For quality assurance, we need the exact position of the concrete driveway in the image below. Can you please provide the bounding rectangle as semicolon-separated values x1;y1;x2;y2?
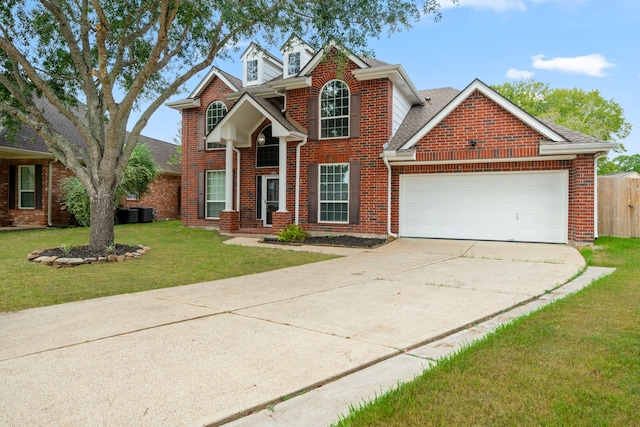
0;238;608;426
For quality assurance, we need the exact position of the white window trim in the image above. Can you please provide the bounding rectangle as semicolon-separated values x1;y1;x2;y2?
319;80;350;140
126;192;139;201
318;163;349;224
206;101;228;150
206;170;226;219
18;165;35;209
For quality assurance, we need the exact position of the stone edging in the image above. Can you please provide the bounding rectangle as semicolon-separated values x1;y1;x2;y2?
27;245;151;268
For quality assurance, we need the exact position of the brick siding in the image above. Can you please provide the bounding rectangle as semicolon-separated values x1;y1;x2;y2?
120;173;181;220
179;52;599;242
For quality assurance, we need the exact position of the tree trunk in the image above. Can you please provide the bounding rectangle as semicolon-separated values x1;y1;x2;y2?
88;190;116;252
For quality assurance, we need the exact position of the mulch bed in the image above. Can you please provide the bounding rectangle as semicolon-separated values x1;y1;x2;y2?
273;235;387;248
37;244;142;259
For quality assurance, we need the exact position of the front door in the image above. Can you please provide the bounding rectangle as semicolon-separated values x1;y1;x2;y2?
261;176;279;227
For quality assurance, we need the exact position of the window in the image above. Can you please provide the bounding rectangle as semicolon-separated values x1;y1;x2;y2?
320;80;349;139
319;163;349;223
287;52;301;75
206;170;225;219
206;101;227;149
126;192;139;201
247;59;258;82
256;125;279;167
18;165;35;209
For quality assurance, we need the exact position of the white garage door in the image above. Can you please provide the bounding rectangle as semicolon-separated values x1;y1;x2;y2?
399;171;568;243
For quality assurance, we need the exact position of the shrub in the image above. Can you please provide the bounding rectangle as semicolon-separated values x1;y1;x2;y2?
61;177;91;226
61;143;159;226
277;224;308;243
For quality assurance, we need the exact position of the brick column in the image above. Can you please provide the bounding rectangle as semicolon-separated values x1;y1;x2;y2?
272;211;293;233
219;211;239;232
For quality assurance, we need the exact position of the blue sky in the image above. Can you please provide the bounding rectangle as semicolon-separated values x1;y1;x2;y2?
139;0;640;155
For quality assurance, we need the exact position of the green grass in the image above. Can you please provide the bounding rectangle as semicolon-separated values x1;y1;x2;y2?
0;221;335;312
335;236;640;427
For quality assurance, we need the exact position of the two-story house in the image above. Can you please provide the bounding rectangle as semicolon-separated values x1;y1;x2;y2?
167;37;615;244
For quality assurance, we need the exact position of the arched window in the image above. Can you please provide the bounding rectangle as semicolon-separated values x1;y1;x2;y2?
320;80;349;138
206;101;227;132
206;101;227;149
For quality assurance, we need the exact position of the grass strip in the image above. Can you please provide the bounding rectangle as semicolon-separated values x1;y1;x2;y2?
336;236;640;427
0;221;335;312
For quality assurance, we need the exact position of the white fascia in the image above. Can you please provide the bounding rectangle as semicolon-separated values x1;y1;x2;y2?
192;68;240;97
352;65;424;105
164;98;200;110
539;142;618;155
269;76;312;91
381;149;416;161
225;88;280;101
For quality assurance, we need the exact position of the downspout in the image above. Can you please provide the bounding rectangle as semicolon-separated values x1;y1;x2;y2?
233;147;241;212
383;156;398;238
294;137;308;225
593;152;608;239
47;161;53;227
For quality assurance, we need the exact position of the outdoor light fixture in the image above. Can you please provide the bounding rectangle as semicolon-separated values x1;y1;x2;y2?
257;133;266;146
468;140;478;148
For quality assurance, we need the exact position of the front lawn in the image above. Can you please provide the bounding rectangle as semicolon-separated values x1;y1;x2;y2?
0;221;335;312
335;236;640;426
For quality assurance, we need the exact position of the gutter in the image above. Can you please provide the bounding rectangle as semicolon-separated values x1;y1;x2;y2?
47;161;53;227
294;138;308;225
233;147;241;212
383;155;398;238
594;151;609;239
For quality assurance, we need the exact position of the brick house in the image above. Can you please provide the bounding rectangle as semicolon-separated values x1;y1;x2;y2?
0;100;181;227
167;39;615;244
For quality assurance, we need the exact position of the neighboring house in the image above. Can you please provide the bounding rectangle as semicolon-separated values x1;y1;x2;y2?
167;37;615;244
1;100;181;227
117;135;181;221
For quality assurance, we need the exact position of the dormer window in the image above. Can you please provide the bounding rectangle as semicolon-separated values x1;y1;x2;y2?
288;52;301;76
280;36;314;78
247;60;258;82
241;43;282;87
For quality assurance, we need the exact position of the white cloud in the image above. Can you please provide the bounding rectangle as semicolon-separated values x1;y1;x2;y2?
506;68;535;79
441;0;527;12
443;0;588;12
531;54;615;77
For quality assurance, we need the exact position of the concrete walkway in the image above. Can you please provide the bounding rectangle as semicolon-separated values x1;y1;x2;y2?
0;238;612;426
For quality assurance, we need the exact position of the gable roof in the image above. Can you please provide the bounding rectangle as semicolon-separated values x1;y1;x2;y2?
188;67;242;99
207;91;305;147
396;79;568;152
387;78;617;156
298;40;370;77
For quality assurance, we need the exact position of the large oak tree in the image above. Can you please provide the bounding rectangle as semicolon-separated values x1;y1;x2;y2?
0;0;450;251
493;79;631;151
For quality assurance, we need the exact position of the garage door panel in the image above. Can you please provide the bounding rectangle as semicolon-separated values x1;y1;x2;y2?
399;171;568;244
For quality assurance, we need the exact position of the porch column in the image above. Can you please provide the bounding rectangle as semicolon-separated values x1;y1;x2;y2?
278;137;287;212
224;138;234;211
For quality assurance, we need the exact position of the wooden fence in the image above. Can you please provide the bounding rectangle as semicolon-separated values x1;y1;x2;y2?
598;172;640;238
